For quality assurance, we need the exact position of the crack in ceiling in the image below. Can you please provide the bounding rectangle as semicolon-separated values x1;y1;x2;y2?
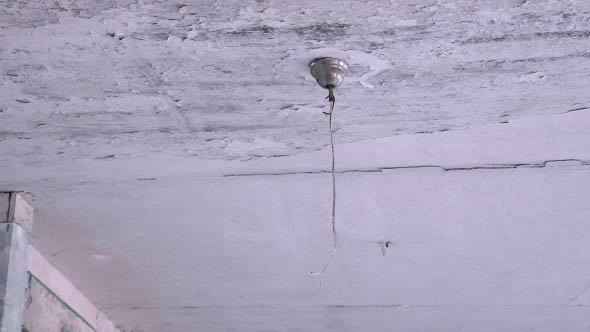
223;159;590;177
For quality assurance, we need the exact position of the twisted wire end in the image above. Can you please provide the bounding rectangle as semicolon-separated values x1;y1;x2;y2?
326;86;336;103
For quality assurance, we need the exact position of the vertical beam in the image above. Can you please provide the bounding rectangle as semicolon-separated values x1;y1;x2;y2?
0;192;33;332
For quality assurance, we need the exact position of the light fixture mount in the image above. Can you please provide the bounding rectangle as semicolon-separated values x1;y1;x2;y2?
309;57;349;90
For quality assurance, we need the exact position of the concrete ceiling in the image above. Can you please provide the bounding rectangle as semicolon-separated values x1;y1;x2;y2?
2;0;590;331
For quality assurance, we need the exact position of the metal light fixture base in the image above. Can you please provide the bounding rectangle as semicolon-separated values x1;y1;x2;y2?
309;57;349;89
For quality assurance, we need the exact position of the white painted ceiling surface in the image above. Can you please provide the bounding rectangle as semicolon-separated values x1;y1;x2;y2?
2;1;590;331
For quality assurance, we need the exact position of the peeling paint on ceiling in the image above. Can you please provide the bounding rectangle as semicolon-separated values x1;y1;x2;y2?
2;0;590;165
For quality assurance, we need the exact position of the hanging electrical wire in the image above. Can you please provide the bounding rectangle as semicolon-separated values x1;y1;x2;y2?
308;57;348;289
311;86;337;289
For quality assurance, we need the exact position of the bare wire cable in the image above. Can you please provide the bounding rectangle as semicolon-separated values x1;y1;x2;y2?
311;86;337;289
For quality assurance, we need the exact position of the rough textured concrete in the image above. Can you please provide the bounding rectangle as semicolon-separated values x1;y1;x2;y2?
1;0;590;163
23;276;95;332
2;1;590;331
23;262;119;332
26;246;119;332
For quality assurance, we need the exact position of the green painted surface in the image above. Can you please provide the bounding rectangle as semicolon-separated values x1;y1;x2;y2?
0;224;28;332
